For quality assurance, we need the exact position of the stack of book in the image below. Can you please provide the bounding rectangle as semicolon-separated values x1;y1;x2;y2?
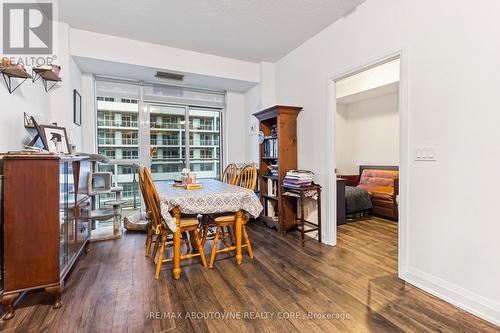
283;170;314;188
268;163;279;177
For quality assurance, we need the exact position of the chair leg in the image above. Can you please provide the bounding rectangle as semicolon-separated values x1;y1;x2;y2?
201;225;209;247
151;235;160;263
243;225;253;259
188;230;197;251
227;226;235;245
182;231;190;250
145;228;153;257
209;226;221;268
155;234;166;279
194;229;208;268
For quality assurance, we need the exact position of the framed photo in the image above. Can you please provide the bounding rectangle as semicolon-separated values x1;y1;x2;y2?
39;125;71;154
24;112;35;128
74;89;82;126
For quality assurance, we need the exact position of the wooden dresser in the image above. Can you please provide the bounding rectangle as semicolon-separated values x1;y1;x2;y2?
0;155;91;319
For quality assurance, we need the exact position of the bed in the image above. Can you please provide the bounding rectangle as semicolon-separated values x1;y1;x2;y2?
340;165;399;220
345;186;372;215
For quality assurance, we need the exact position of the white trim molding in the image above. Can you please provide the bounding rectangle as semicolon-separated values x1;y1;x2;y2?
406;267;500;326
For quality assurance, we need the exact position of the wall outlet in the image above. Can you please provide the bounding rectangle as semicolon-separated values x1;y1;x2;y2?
415;146;437;161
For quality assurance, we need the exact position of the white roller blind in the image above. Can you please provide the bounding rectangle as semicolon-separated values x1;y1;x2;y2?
96;80;140;100
143;83;225;108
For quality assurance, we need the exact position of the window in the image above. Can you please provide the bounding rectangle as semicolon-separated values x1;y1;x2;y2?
188;108;221;179
96;81;141;207
95;79;224;188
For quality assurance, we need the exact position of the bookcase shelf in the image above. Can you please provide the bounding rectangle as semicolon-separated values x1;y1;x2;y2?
253;105;302;235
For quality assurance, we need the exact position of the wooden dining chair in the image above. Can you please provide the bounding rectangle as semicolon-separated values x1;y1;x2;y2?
141;167;192;262
221;163;240;185
200;163;241;245
142;167;207;279
209;164;257;268
138;166;155;257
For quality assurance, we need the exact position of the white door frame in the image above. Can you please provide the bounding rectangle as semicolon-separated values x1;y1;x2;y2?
325;49;409;279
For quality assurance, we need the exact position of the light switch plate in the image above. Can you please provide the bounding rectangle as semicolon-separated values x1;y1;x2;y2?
415;146;436;161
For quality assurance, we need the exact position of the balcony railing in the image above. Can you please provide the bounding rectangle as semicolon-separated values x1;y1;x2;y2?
189;155;216;159
189;124;219;131
153;155;181;160
190;140;220;146
122;154;139;160
98;138;139;145
150;122;183;130
150;139;179;146
97;119;138;128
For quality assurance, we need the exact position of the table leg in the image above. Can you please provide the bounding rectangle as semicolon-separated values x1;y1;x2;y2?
172;207;182;280
300;192;305;246
317;188;322;243
235;210;243;265
113;204;121;237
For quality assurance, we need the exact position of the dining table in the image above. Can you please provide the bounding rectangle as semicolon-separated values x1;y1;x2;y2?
155;179;263;279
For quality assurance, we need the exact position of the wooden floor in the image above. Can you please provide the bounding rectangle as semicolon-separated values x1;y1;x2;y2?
1;218;497;332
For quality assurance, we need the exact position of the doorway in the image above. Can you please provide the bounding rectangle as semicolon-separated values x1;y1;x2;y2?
327;52;408;278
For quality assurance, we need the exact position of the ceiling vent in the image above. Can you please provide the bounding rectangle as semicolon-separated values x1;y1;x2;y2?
155;71;184;81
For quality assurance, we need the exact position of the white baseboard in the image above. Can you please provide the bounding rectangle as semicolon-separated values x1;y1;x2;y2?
405;267;500;327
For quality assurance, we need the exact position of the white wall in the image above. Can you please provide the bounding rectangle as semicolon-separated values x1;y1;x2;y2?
245;85;261;163
272;0;500;325
50;22;83;151
0;77;51;151
336;92;399;175
80;73;96;153
0;21;82;152
224;91;247;164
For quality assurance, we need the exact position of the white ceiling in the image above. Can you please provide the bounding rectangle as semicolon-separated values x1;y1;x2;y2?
337;81;399;105
60;0;366;63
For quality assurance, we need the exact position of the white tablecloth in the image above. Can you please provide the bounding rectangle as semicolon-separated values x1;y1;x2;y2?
155;179;263;232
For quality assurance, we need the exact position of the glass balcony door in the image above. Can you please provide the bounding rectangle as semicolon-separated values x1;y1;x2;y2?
188;108;221;180
149;104;188;182
96;91;141;208
145;103;222;182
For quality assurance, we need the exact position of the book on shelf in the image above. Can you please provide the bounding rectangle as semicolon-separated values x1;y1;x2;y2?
266;163;279;177
267;178;278;197
266;201;275;217
264;137;278;158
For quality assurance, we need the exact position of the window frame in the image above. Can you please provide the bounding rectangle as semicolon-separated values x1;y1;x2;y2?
94;78;225;182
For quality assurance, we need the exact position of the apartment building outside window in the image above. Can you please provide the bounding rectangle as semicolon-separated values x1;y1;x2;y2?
95;79;225;207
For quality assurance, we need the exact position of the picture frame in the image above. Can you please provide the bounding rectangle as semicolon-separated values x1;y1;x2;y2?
24;112;35;128
39;124;71;154
73;89;81;126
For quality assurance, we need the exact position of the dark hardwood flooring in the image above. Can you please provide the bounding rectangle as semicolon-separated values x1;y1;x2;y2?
0;218;498;332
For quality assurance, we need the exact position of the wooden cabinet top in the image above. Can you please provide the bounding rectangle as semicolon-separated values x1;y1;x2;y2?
0;154;88;161
253;105;302;121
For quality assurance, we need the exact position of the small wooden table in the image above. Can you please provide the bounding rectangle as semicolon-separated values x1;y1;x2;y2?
281;183;322;246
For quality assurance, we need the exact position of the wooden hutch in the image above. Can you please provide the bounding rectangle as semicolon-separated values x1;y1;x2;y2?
0;155;91;319
253;105;302;235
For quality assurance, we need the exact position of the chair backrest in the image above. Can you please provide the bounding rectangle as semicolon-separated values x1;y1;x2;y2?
238;164;257;191
221;163;239;185
138;166;152;217
137;166;147;206
142;167;164;231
